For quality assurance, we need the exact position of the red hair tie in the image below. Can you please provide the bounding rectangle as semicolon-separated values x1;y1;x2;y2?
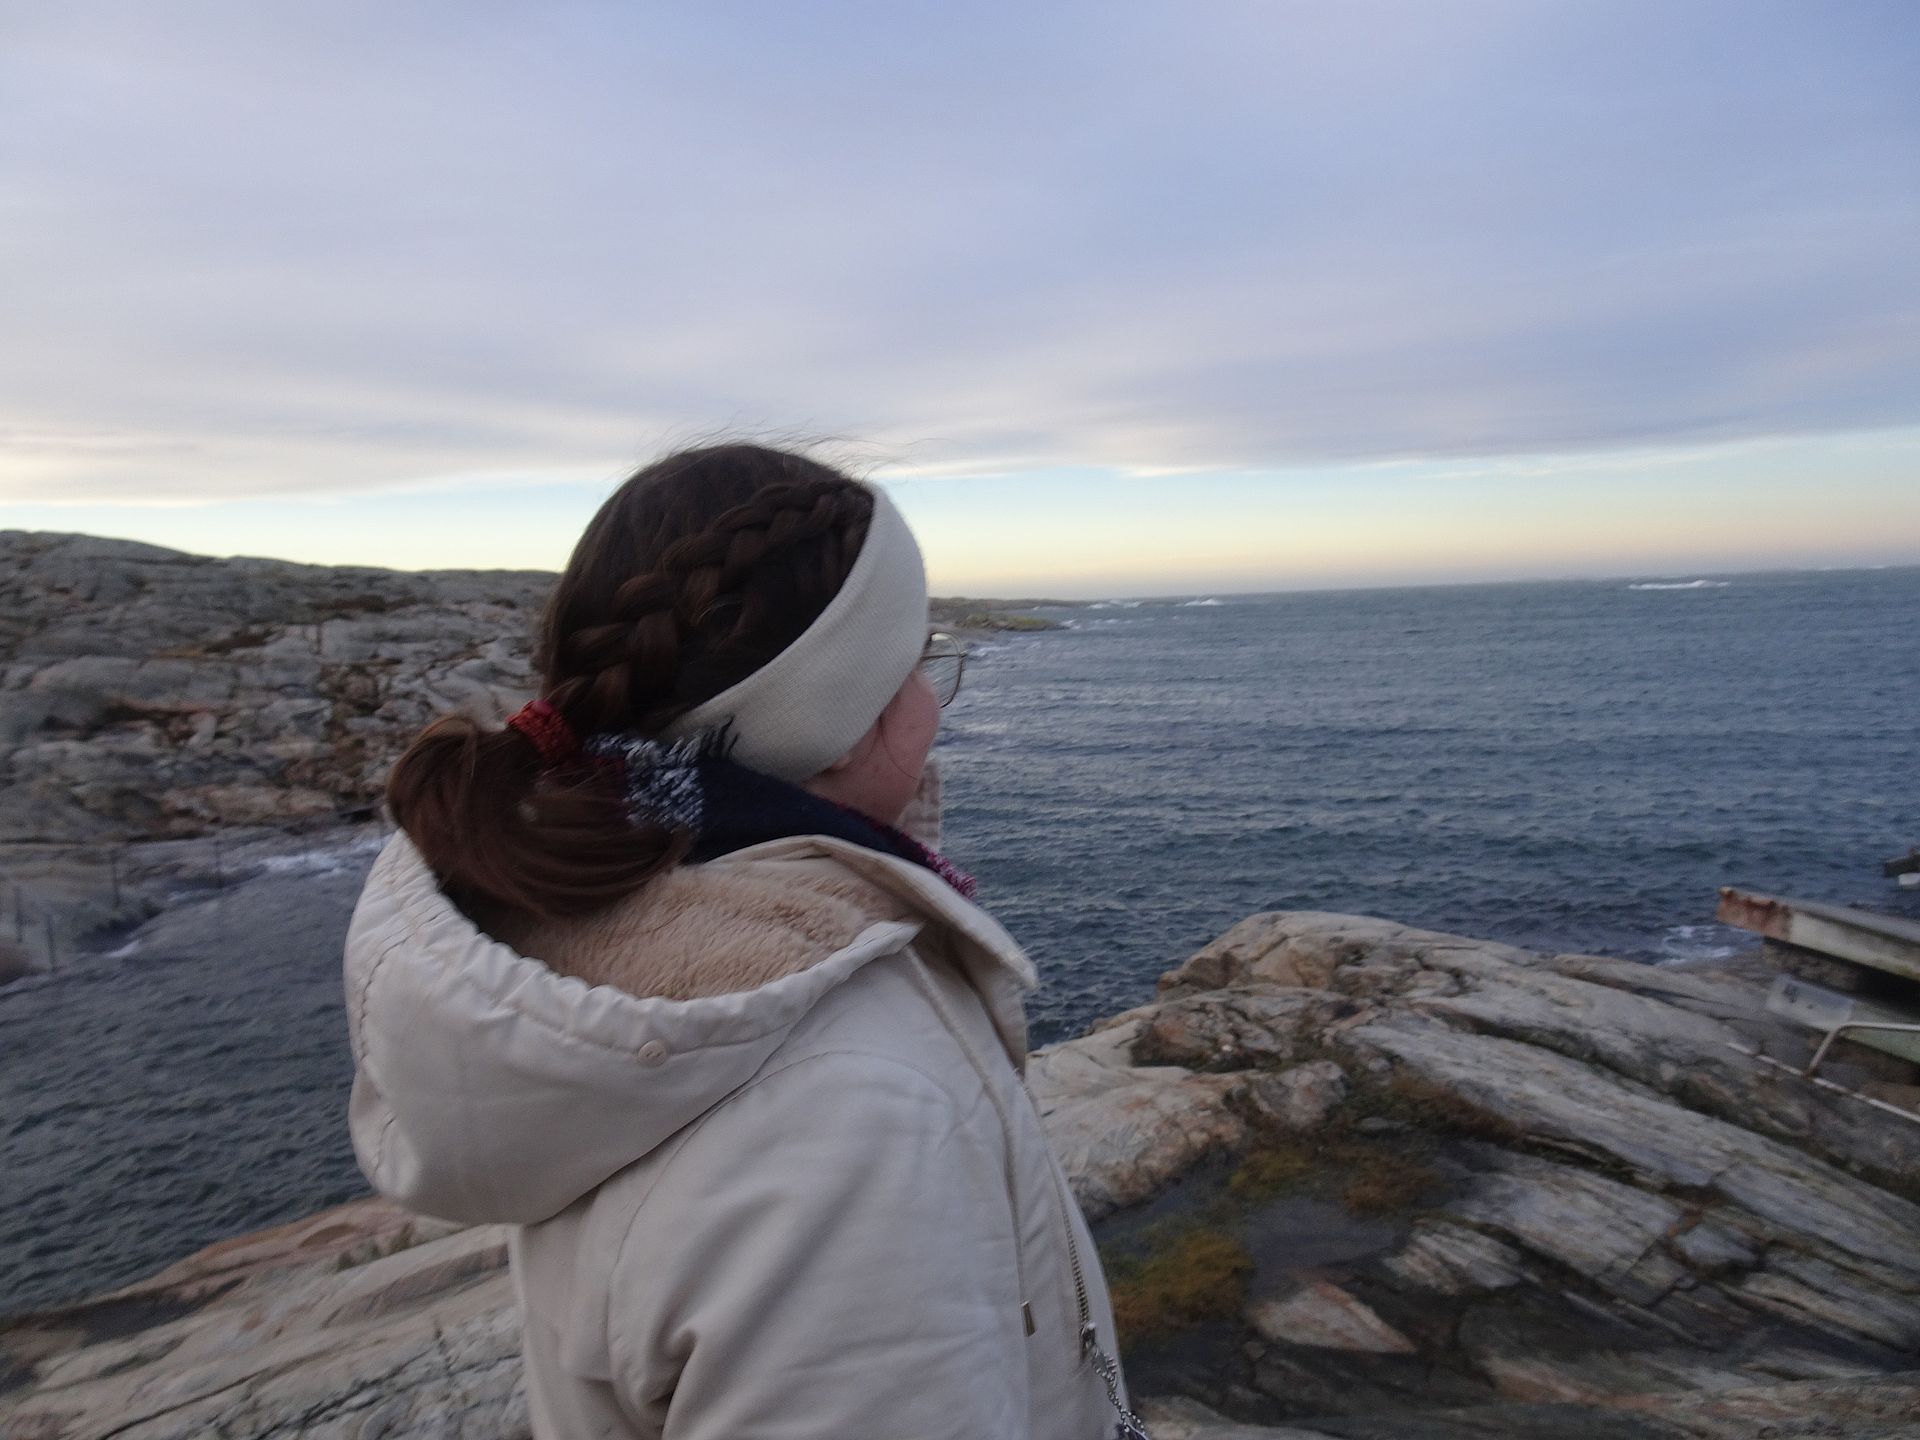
506;699;580;769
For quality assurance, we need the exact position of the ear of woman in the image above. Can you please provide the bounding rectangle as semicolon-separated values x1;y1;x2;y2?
800;667;940;825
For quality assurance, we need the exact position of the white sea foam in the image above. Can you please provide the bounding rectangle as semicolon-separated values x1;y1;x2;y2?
1655;923;1745;964
1180;597;1225;607
1088;600;1143;610
111;831;388;959
1628;579;1731;591
256;831;386;879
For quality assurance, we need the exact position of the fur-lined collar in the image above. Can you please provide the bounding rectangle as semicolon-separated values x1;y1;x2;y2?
481;855;917;1002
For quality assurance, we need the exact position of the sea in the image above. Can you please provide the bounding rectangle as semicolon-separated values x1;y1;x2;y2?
3;566;1917;1316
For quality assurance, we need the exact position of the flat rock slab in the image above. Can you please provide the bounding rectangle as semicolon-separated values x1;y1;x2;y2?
1248;1281;1416;1355
1158;1372;1920;1439
1028;1017;1252;1219
4;1219;519;1440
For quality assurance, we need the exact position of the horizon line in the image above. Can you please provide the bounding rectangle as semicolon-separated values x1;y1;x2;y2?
8;524;1916;605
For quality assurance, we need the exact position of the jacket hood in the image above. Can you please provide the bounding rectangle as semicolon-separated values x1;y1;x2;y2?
343;831;1036;1227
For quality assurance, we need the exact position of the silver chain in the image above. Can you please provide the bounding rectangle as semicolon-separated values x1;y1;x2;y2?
1083;1324;1152;1439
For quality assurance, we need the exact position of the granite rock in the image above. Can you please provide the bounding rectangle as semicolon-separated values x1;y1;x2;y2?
0;530;551;848
1243;1060;1350;1132
1027;1016;1252;1219
1247;1281;1416;1355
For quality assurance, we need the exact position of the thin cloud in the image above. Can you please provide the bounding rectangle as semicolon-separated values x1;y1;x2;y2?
1;1;1916;502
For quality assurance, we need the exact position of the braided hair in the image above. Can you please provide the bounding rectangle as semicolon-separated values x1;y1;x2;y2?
386;444;875;919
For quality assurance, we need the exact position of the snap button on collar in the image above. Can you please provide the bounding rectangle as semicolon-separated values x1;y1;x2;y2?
637;1039;668;1067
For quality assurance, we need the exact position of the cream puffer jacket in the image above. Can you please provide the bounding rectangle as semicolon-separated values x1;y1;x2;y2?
342;816;1126;1438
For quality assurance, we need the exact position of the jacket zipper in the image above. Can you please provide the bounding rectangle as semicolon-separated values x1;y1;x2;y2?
1043;1155;1095;1355
1041;1146;1151;1438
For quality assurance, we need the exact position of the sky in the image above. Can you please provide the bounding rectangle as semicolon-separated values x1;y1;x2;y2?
2;1;1917;596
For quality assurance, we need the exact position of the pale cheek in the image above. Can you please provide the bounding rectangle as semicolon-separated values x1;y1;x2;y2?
877;677;939;798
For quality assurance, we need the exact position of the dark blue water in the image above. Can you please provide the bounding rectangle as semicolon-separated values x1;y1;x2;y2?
0;853;372;1322
3;567;1916;1315
949;570;1919;1043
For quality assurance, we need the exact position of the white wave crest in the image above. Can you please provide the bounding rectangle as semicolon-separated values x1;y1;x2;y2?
1628;579;1731;591
1180;597;1224;607
256;831;386;879
1655;923;1744;964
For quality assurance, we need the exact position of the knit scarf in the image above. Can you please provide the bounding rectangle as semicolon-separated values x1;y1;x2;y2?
586;731;978;901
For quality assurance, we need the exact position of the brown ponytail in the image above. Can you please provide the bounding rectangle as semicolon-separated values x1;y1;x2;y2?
385;444;875;920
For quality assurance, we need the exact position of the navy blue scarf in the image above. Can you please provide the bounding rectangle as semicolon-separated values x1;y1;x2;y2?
587;732;977;900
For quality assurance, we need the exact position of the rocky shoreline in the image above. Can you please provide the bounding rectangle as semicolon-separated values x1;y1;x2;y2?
929;594;1076;634
0;532;1064;975
5;910;1916;1439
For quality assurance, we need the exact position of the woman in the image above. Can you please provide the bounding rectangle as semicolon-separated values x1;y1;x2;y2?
343;444;1140;1439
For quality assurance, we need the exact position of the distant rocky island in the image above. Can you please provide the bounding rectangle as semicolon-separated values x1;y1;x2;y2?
930;595;1075;633
0;531;1067;976
5;911;1916;1437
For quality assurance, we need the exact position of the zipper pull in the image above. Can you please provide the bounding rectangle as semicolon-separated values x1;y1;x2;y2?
1080;1320;1098;1358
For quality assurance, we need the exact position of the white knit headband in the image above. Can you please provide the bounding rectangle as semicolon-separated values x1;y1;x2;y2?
662;484;928;781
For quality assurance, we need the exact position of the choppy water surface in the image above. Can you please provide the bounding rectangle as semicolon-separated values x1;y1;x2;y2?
1;857;372;1319
4;567;1917;1313
949;569;1920;1040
